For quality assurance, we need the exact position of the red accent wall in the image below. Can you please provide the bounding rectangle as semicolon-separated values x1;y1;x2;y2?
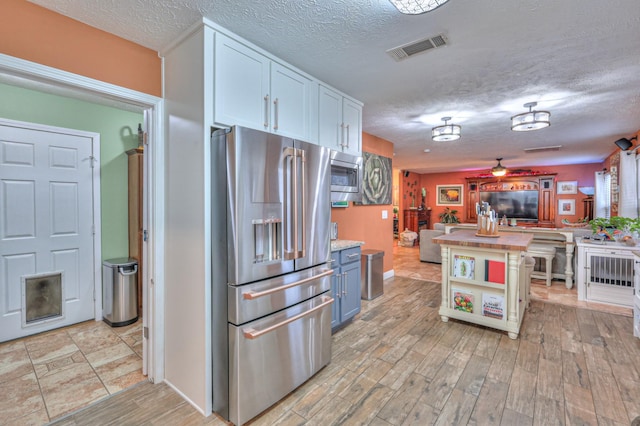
417;163;602;227
1;0;161;97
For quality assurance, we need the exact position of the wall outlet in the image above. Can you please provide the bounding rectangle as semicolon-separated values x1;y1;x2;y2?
382;210;388;219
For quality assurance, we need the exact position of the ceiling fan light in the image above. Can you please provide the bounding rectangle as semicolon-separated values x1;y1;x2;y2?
432;116;461;141
491;158;507;177
511;102;550;132
388;0;450;15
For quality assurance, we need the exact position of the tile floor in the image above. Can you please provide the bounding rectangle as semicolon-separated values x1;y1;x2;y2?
0;318;144;424
2;242;633;425
50;273;640;425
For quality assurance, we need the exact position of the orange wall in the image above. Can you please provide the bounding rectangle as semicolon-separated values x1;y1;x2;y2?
1;0;161;96
331;133;395;273
415;163;603;227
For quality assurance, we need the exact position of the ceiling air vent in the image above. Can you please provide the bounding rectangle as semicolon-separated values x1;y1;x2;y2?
524;145;562;153
387;34;448;62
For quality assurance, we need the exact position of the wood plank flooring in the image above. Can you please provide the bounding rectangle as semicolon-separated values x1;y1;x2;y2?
49;274;640;426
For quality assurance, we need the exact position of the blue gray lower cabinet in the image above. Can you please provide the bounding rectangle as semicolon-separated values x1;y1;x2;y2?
330;246;362;330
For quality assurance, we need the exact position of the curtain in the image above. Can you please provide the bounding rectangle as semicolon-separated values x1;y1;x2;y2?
618;151;638;218
594;171;610;219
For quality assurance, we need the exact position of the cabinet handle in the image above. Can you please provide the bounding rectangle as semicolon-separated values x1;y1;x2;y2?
273;98;279;130
346;253;359;260
342;272;347;296
345;124;350;149
340;123;345;149
264;94;270;128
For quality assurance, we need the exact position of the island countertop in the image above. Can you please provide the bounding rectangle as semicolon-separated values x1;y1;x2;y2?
330;239;364;252
432;229;533;251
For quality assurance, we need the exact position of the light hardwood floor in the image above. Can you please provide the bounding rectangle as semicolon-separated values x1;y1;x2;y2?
48;245;640;426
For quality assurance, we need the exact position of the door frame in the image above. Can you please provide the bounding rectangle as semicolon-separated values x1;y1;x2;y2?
0;53;165;383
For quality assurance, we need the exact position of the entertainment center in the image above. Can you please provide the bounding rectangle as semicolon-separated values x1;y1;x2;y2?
466;174;557;226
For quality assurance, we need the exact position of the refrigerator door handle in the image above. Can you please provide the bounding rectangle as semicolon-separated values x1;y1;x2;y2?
283;147;296;260
242;269;334;300
299;147;306;258
242;295;334;339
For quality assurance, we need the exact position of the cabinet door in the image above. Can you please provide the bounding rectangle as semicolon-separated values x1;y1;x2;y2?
330;267;341;329
342;97;362;155
270;62;310;140
214;33;270;130
318;85;343;150
340;260;361;321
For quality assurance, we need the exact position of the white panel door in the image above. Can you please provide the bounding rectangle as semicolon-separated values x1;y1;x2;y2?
0;122;95;341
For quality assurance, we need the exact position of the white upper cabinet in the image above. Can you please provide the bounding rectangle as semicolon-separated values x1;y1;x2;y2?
318;84;362;156
214;33;311;141
214;33;269;131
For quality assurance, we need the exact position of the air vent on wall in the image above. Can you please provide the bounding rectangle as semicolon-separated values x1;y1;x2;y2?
524;145;562;153
387;34;448;61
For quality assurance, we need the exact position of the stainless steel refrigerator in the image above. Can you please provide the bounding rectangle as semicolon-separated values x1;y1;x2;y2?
211;126;333;425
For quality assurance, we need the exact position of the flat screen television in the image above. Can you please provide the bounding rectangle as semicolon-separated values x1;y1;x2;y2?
479;190;539;220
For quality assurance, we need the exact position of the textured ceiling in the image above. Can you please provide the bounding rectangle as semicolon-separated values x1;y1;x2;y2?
28;0;640;174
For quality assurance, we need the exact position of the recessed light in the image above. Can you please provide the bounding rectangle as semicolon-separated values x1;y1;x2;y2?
424;149;431;153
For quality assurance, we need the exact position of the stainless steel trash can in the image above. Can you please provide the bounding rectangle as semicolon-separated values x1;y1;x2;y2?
361;249;384;300
102;258;138;327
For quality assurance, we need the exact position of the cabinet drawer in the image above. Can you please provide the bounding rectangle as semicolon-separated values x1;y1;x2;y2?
340;247;361;265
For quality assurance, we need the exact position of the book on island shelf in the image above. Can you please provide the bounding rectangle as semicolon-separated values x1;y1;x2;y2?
484;259;505;284
453;255;475;280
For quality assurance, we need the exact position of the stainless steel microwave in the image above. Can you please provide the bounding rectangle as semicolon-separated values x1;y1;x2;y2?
330;150;362;202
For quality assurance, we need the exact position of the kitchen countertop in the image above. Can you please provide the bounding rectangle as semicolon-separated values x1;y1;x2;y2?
331;239;364;252
432;229;533;251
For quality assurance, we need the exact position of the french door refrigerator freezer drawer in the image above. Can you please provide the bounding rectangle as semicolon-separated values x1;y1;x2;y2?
228;293;333;426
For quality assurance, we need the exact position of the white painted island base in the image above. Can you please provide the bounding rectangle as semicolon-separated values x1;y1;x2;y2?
433;230;533;339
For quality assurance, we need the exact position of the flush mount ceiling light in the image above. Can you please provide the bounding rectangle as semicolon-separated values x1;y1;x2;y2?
491;158;507;177
511;102;551;132
432;116;461;141
388;0;450;15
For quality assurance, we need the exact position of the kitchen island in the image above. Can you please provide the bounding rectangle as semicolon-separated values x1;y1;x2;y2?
433;230;533;339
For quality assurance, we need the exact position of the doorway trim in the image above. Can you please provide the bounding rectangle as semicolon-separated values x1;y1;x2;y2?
0;53;165;383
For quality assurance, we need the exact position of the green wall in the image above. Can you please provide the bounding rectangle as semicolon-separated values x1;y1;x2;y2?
0;82;143;261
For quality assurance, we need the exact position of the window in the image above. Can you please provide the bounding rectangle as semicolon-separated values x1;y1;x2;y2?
594;171;610;219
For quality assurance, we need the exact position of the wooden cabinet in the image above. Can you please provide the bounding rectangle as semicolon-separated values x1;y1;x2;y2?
466;175;556;226
318;84;362;155
127;147;144;315
330;246;361;330
434;230;533;339
214;32;312;141
403;209;431;236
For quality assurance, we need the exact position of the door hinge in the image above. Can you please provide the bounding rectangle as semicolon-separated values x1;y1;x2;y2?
143;229;148;242
88;155;97;168
92;225;96;235
143;326;149;339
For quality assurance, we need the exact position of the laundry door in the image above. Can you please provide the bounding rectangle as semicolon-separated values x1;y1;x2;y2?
0;120;96;341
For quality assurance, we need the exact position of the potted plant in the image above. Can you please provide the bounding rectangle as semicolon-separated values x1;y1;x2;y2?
439;207;460;223
589;216;640;240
